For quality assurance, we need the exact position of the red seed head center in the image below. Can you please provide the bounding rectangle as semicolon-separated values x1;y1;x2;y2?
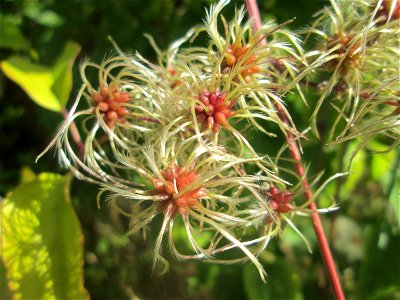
153;164;206;215
195;90;235;133
92;86;130;128
268;187;294;214
223;43;261;81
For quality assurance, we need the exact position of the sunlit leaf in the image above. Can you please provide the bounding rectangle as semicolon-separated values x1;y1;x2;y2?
370;141;397;192
389;178;399;224
0;173;89;299
19;166;37;184
1;57;60;111
368;141;399;223
0;41;80;112
52;42;81;108
344;141;366;192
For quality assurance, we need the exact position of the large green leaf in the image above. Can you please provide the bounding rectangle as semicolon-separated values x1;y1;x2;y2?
0;173;88;299
0;41;80;112
0;57;60;111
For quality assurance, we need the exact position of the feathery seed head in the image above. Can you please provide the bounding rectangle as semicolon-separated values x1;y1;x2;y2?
152;163;206;216
222;42;261;82
92;85;130;128
302;0;399;141
195;90;235;133
37;0;319;282
202;0;306;85
267;186;294;214
326;32;363;75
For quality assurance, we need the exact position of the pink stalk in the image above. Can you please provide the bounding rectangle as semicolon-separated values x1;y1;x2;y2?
62;109;84;158
244;1;345;299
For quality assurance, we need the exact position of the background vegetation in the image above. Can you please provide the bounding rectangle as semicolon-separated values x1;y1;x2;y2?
0;0;399;299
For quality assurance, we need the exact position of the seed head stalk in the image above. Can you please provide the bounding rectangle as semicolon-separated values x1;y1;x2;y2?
62;108;84;158
244;0;345;299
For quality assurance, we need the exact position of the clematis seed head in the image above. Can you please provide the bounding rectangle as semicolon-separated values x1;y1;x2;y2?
268;187;294;215
195;90;235;133
92;85;130;128
152;164;206;216
222;42;261;82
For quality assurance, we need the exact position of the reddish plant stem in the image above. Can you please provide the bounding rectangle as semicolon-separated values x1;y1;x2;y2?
276;105;345;300
245;0;264;33
360;91;400;107
383;100;400;107
62;109;84;158
244;1;345;299
134;115;161;124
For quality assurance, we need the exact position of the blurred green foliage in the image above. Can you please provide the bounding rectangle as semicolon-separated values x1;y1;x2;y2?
0;0;399;299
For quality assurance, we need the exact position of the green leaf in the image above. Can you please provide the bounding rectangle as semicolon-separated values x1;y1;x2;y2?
0;14;30;50
389;178;399;224
23;3;63;27
0;57;60;111
19;167;37;184
369;141;397;192
0;41;80;112
243;258;302;300
344;142;367;192
0;261;13;299
368;140;400;223
172;217;212;252
357;223;400;299
52;42;81;107
0;173;89;299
